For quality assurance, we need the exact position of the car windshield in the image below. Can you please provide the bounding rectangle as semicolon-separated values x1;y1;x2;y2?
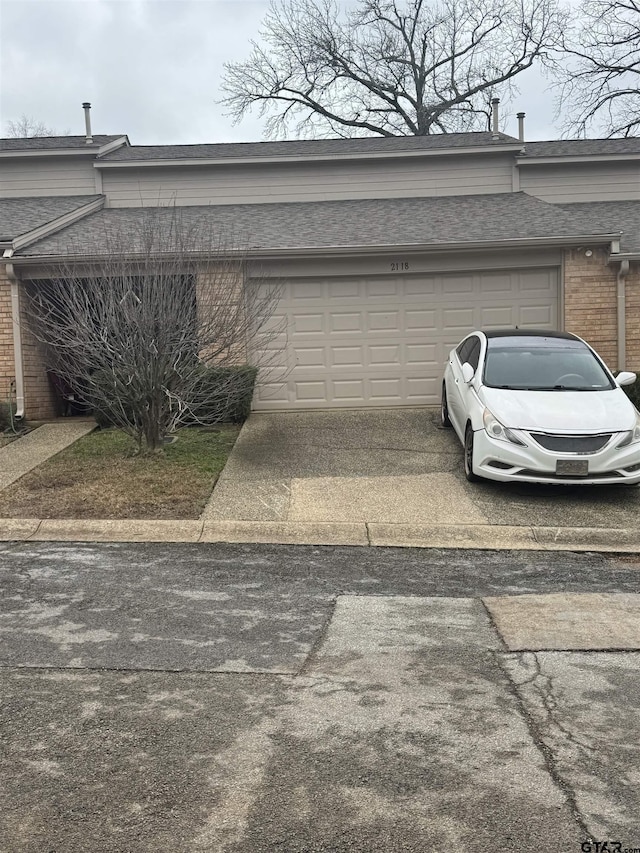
483;337;615;391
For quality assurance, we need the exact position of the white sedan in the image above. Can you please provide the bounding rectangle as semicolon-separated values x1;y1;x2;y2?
441;330;640;485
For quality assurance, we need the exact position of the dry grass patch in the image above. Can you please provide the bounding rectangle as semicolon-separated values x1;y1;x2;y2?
0;425;240;519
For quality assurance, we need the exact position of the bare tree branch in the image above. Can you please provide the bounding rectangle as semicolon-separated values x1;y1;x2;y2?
221;0;567;137
5;115;62;137
24;208;283;452
553;0;640;136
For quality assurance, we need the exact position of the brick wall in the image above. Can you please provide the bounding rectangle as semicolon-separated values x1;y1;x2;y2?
0;267;15;411
196;263;248;363
625;264;640;372
0;268;58;421
20;289;58;420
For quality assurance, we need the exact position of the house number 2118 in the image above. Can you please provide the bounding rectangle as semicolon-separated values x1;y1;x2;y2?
390;261;410;271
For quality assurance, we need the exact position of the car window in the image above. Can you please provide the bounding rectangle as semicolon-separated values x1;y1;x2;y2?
456;338;473;364
483;337;615;391
466;338;481;371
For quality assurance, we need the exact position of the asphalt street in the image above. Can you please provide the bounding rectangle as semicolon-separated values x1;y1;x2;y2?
1;541;640;852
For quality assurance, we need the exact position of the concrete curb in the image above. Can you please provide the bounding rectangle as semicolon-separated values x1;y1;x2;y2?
0;518;639;552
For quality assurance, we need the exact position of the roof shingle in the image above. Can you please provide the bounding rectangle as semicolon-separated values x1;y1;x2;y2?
521;138;640;158
99;132;521;162
14;192;622;258
0;195;104;241
0;135;126;152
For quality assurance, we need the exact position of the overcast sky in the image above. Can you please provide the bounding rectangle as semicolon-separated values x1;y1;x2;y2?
1;0;564;145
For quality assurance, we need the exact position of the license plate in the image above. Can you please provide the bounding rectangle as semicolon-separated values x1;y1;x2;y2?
556;459;589;476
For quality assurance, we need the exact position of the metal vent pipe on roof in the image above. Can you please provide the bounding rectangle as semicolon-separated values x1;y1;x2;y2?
517;112;526;142
83;102;93;144
491;98;500;134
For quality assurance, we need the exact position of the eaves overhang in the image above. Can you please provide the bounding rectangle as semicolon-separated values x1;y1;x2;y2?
609;252;640;262
95;144;526;170
8;231;621;267
517;153;640;166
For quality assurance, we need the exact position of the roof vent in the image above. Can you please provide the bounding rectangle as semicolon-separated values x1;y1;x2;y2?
491;98;500;138
517;112;525;142
82;102;93;145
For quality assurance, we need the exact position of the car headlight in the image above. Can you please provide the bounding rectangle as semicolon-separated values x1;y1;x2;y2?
618;411;640;447
483;408;526;446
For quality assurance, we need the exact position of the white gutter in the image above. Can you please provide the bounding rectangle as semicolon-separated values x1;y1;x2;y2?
617;259;630;370
4;259;25;420
9;232;622;268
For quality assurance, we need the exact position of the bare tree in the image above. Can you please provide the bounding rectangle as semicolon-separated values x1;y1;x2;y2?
554;0;640;137
221;0;567;137
5;115;59;137
25;208;283;452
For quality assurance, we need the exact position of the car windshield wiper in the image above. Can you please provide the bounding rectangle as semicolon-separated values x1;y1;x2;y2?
534;385;594;391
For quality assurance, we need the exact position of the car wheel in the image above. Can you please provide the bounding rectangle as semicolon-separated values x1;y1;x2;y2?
464;425;480;482
441;383;452;428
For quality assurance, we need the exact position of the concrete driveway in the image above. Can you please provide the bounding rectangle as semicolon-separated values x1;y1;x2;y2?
203;409;640;530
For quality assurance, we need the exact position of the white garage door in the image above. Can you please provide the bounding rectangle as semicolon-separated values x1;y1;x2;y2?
254;267;558;410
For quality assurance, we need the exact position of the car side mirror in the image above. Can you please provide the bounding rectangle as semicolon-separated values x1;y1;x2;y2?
616;371;637;387
461;362;475;383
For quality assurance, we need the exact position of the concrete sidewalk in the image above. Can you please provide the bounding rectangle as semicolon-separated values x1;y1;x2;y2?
0;420;95;490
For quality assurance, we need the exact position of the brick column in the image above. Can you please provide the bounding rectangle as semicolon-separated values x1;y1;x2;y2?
563;248;618;369
624;263;640;372
0;266;16;413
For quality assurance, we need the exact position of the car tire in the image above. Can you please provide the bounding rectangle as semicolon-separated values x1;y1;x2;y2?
464;424;480;482
441;383;452;428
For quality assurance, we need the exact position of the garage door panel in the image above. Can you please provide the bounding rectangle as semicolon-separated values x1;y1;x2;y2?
292;313;325;334
406;309;437;331
333;379;366;401
369;345;402;366
405;343;437;366
443;307;476;329
331;346;364;366
367;311;400;331
480;306;518;326
252;268;558;409
366;279;401;298
444;275;475;294
481;273;512;293
329;280;360;298
520;305;554;325
329;312;362;333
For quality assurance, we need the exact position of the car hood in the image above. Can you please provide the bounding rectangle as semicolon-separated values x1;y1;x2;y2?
479;386;636;432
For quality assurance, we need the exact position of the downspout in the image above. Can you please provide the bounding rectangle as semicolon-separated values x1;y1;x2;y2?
5;259;25;419
617;259;630;371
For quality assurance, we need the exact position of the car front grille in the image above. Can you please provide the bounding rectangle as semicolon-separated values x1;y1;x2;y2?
529;433;612;454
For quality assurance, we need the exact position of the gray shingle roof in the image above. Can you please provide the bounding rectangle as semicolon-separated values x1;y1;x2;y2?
0;135;126;152
99;132;521;162
14;192;619;258
0;195;104;241
521;138;640;158
558;201;640;253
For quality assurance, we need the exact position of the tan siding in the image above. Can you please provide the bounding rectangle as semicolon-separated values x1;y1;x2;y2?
0;158;97;198
520;163;640;203
102;154;514;207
